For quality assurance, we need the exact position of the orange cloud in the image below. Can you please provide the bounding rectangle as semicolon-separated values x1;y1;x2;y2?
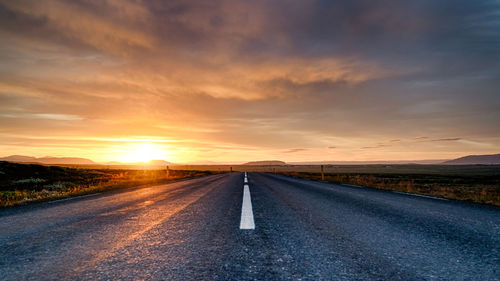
0;0;499;162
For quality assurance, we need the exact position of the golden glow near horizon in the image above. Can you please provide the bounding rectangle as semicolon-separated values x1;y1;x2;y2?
112;143;169;163
0;0;499;163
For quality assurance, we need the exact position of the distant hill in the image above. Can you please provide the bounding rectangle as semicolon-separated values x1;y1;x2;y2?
243;160;287;165
148;160;172;166
0;155;38;163
103;160;173;166
104;161;123;165
0;155;96;165
290;159;448;165
183;160;221;165
443;154;500;165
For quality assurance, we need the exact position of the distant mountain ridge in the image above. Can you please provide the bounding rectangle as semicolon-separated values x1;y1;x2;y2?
0;155;177;166
104;160;173;165
289;160;447;165
243;160;287;165
443;154;500;164
4;154;498;166
148;160;172;166
0;155;96;165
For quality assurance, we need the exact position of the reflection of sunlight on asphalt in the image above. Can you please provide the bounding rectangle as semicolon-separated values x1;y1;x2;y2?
81;177;221;271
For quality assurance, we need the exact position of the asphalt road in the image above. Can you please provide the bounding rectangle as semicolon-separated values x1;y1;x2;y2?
0;172;498;280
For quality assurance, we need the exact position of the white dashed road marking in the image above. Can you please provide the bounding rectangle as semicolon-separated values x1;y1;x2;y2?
240;173;255;230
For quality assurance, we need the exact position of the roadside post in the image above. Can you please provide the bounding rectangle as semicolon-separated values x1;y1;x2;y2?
166;165;169;178
321;165;325;181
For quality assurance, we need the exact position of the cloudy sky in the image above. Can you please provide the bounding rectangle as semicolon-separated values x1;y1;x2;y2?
0;0;499;163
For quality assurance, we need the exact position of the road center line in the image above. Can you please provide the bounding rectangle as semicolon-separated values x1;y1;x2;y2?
240;183;255;230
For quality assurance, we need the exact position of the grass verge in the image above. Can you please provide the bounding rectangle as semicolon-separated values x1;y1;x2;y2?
277;171;500;206
0;161;222;208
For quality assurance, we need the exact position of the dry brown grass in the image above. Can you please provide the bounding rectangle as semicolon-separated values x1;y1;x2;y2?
0;163;220;208
278;171;500;206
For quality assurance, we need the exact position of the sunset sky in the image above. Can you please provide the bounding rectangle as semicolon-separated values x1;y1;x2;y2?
0;0;499;163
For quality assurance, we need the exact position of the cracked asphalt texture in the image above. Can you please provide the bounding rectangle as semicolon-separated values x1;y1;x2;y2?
0;172;498;280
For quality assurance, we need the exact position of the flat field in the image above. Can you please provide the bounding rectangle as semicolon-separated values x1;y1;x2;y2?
0;161;218;208
2;162;499;206
177;164;500;205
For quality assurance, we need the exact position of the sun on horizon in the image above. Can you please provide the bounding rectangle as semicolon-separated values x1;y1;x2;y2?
0;0;498;164
112;143;171;164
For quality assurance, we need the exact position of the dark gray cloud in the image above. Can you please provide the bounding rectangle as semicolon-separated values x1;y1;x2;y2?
429;138;462;142
284;148;307;153
361;144;390;149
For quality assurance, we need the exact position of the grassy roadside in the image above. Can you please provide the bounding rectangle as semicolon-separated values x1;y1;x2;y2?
0;161;222;208
276;171;500;206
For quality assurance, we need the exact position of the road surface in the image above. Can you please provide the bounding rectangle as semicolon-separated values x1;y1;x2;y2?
0;172;499;280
